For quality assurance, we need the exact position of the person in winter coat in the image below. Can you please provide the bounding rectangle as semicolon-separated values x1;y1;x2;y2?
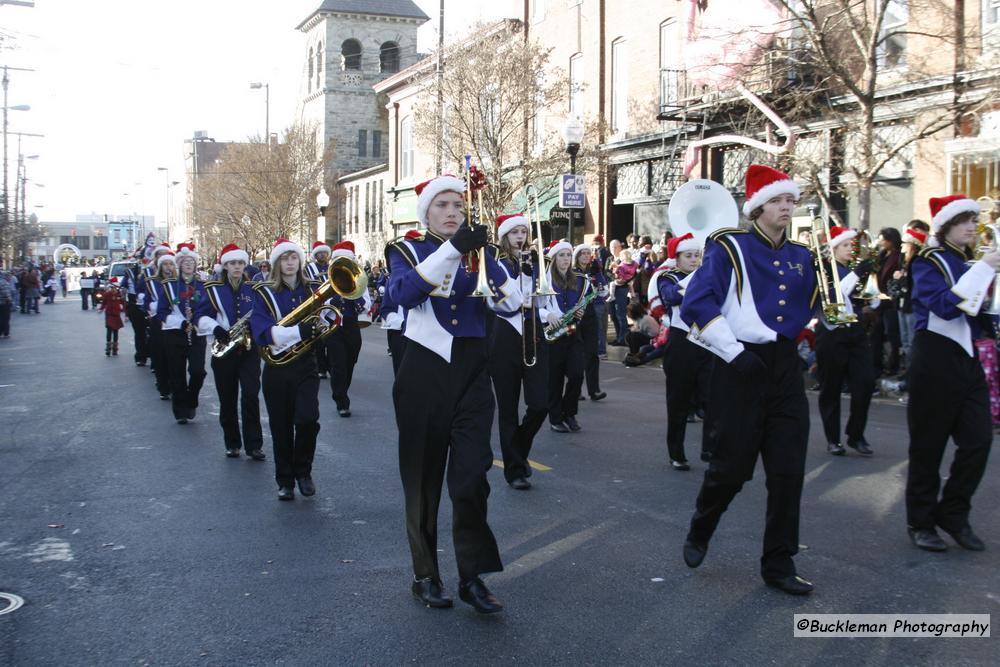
99;277;127;356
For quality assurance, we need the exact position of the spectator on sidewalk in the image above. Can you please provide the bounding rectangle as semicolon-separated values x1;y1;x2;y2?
625;301;659;354
0;269;14;337
609;250;638;346
22;268;41;314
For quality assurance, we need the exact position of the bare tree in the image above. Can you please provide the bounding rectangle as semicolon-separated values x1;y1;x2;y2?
410;21;604;226
193;123;333;262
697;0;998;229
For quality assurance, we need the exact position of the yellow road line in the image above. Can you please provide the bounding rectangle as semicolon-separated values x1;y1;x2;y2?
493;459;552;472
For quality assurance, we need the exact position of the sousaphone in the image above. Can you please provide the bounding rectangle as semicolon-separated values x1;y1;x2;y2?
667;179;739;244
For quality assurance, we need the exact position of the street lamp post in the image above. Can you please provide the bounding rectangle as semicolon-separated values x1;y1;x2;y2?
561;117;584;244
316;188;330;244
249;82;270;150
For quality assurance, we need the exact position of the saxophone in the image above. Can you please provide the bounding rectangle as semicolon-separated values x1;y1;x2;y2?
544;288;597;342
211;311;253;358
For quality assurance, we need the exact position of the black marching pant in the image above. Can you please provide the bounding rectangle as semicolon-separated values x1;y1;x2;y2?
688;338;809;580
105;328;119;343
262;355;321;488
579;310;602;396
815;324;874;444
489;318;549;483
387;329;406;376
80;289;91;310
326;321;362;410
548;333;584;424
148;318;169;395
664;328;712;463
163;331;207;420
211;348;264;453
393;337;502;581
870;305;901;375
905;330;992;531
127;302;148;363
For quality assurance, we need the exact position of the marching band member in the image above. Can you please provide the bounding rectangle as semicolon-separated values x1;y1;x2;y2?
386;174;521;614
680;165;818;595
546;240;589;433
146;248;176;400
382;229;423;376
251;238;334;501
200;243;265;461
815;226;876;457
574;243;608;402
156;243;213;424
322;241;373;418
651;232;712;470
489;213;549;491
905;195;1000;552
122;255;149;366
306;240;332;379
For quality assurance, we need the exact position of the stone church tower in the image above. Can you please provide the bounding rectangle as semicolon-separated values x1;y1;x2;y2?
297;1;428;242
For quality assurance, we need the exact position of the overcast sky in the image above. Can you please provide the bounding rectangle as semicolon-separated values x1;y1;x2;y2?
0;0;518;225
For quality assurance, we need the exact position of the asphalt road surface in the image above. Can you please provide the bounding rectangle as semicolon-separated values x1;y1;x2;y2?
1;297;997;665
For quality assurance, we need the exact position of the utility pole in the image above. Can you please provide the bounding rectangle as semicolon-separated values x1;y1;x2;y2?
435;0;445;173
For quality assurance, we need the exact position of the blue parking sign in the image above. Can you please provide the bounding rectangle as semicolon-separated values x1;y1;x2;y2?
560;174;586;209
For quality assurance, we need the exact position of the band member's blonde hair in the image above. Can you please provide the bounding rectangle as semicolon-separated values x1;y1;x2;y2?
269;251;310;291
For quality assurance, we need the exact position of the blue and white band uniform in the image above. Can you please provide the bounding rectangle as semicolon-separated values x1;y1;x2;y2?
680;225;819;362
250;280;337;357
911;242;996;357
545;270;591;323
386;233;522;362
819;263;861;330
305;261;328;282
155;279;215;335
654;269;696;332
497;254;548;336
200;279;256;333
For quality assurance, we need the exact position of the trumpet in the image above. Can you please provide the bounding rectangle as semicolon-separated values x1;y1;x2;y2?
260;255;367;366
211;311;253;358
811;217;857;325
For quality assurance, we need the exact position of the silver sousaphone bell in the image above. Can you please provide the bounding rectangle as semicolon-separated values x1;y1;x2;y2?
667;179;740;244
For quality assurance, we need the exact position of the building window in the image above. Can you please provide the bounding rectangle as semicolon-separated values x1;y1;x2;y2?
359;129;368;157
380;42;400;73
611;38;629;133
94;236;108;250
308;47;314;92
378;179;385;231
342;39;362;71
400;116;414;180
60;235;90;250
659;20;678;107
316;41;323;90
569;53;583;117
372;130;382;158
365;182;371;233
985;0;1000;50
532;0;546;22
877;0;908;69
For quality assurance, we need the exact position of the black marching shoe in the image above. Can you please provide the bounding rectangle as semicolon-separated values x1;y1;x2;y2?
564;415;582;432
338;408;351;418
670;459;690;471
412;577;453;608
277;486;295;501
589;391;607;401
908;527;947;552
318;372;328;379
159;393;170;401
225;448;241;458
847;437;874;457
297;476;316;497
764;574;814;596
248;449;266;461
550;421;570;433
700;451;713;463
459;577;503;614
938;524;985;551
187;408;196;422
176;417;188;425
683;539;707;568
827;442;846;456
510;477;531;490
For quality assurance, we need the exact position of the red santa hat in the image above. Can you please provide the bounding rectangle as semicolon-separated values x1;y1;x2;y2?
109;277;119;285
330;240;356;260
219;243;249;266
742;164;801;217
311;240;332;257
546;239;572;257
496;213;529;240
404;229;423;240
415;174;466;227
153;243;172;256
902;228;928;246
827;225;857;250
592;234;605;245
269;238;306;268
175;242;199;264
929;194;980;233
665;232;699;268
157;251;177;267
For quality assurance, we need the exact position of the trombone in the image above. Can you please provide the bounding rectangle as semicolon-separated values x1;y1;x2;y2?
974;196;1000;315
519;184;557;367
810;217;857;325
463;155;495;298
